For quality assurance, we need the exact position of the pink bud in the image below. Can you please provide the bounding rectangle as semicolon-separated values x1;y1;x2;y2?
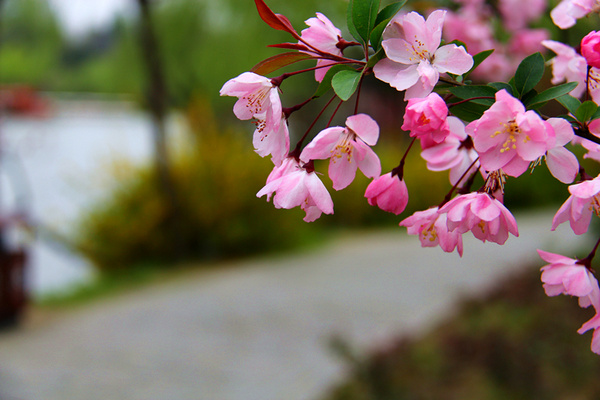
581;31;600;69
364;173;408;215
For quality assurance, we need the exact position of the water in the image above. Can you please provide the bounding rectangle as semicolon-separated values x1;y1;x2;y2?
1;97;168;295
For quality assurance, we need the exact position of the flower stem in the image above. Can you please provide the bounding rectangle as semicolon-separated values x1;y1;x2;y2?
391;137;417;180
439;156;480;207
579;235;600;270
289;94;337;158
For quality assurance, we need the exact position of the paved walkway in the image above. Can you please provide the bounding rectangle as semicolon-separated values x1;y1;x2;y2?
0;210;586;400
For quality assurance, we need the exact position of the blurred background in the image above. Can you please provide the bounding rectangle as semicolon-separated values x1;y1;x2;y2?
0;0;600;399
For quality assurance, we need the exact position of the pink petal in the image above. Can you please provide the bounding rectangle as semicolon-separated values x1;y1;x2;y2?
346;114;379;146
300;127;345;162
433;44;474;75
373;59;420;91
546;146;579;183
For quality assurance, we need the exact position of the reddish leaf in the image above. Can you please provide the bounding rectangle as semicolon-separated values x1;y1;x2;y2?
268;43;310;51
254;0;299;38
251;52;313;75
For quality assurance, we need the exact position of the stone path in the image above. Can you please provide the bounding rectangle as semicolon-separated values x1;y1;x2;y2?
0;210;585;400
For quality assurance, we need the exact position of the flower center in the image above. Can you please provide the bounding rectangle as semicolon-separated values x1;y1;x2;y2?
406;36;432;63
331;130;355;163
244;86;271;115
491;120;530;153
590;195;600;217
421;222;438;242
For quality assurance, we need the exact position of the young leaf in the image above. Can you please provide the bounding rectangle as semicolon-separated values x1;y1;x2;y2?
348;0;380;45
254;0;299;38
366;47;386;68
332;69;362;101
575;100;599;123
514;52;545;96
314;64;356;98
524;82;578;108
370;19;389;52
251;52;313;75
464;49;494;78
556;94;582;115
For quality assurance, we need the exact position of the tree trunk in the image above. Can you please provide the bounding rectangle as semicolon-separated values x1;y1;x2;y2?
135;0;183;258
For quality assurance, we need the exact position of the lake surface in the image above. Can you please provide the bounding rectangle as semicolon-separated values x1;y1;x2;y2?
1;96;177;295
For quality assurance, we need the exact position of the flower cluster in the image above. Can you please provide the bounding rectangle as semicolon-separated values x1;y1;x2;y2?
221;0;600;355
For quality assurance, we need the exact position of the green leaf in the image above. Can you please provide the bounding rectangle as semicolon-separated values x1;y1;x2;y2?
366;47;385;68
575;100;598;123
348;0;380;45
449;85;497;106
464;49;494;78
373;1;406;27
525;82;578;108
314;64;355;98
250;52;313;75
448;101;489;122
370;19;389;52
346;0;362;43
556;94;581;115
371;1;407;50
488;82;513;96
332;69;362;101
514;52;545;97
592;107;600;121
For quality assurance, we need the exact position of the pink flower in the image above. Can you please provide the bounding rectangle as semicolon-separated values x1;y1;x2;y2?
364;173;409;215
299;12;343;82
499;0;546;30
538;249;600;307
257;157;334;222
400;207;463;255
374;10;474;99
300;114;381;190
220;72;289;165
542;40;588;98
401;92;450;144
508;29;550;57
550;0;598;29
582;31;600;69
552;175;600;235
439;192;519;245
468;89;552;177
578;313;600;354
544;118;579;184
420;116;480;185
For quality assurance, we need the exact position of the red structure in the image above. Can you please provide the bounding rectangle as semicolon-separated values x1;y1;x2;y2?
0;249;27;327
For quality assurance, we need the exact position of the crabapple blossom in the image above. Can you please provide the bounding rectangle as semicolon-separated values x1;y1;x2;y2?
220;72;288;165
373;10;474;98
578;313;600;354
299;12;343;82
300;114;381;190
400;207;464;255
544;118;579;184
439;192;519;245
581;31;600;69
420;116;479;185
552;174;600;235
498;0;546;30
508;29;549;57
542;40;588;98
538;249;600;308
401;92;450;144
364;173;409;215
257;157;334;222
468;89;552;177
550;0;599;29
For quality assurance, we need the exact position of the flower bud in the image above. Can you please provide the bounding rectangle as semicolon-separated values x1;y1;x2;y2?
581;31;600;69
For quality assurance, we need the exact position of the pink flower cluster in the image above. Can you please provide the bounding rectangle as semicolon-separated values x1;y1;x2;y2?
538;249;600;353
